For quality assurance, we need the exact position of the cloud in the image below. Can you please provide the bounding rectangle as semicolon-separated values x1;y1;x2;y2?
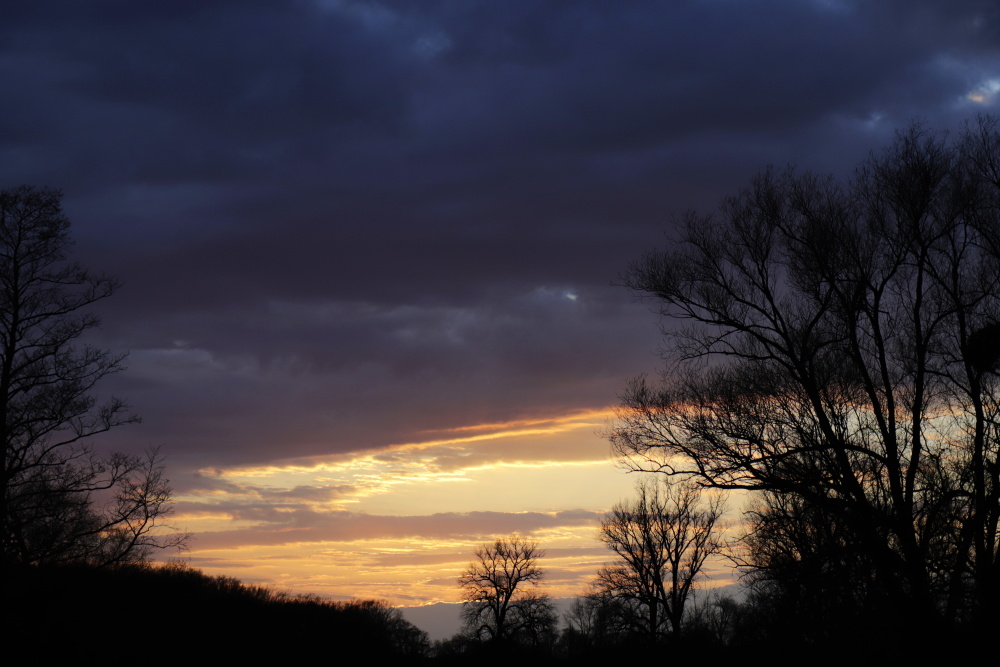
91;290;654;467
188;508;606;551
2;0;997;603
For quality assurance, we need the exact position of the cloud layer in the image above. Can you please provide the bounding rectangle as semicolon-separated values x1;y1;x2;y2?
2;0;997;605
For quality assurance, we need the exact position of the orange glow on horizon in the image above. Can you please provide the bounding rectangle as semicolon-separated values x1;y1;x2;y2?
169;405;741;611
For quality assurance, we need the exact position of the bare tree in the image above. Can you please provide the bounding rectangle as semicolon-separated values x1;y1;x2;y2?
458;534;556;645
1;185;185;566
596;477;724;640
730;487;883;646
610;117;1000;637
684;591;746;647
562;590;635;649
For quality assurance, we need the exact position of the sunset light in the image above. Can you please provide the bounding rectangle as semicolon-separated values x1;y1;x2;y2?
173;410;666;604
3;0;996;659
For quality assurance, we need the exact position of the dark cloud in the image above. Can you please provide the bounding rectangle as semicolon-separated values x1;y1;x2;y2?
2;0;998;472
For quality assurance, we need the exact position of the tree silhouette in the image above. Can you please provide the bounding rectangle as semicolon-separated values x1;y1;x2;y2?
561;590;636;651
596;477;724;641
458;534;556;646
1;185;184;565
610;117;1000;641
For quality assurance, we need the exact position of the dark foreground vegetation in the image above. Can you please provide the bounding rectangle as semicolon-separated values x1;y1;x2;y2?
4;561;430;662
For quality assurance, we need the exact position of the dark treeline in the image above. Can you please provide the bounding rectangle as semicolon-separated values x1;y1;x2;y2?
4;561;430;662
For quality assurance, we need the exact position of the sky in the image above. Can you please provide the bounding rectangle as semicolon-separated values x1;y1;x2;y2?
2;0;999;615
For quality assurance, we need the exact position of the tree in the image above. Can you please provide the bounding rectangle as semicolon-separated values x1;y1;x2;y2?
610;117;1000;640
337;599;430;658
1;185;184;566
560;590;635;652
458;534;557;646
596;477;724;641
683;591;747;648
732;488;880;646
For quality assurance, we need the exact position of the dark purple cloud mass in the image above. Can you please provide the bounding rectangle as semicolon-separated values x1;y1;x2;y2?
2;0;998;472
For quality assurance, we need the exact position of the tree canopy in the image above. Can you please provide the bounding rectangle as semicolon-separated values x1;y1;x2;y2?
610;116;1000;640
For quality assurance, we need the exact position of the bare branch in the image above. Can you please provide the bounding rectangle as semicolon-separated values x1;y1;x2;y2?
609;117;1000;635
2;185;185;566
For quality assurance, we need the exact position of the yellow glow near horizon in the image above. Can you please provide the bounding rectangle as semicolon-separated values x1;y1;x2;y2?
171;407;741;607
181;409;621;513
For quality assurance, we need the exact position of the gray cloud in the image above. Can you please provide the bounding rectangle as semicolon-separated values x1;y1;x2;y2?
2;0;998;473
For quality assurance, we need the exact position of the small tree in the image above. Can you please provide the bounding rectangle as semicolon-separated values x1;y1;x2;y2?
733;488;880;646
596;477;724;640
458;534;556;646
560;590;636;653
1;185;184;566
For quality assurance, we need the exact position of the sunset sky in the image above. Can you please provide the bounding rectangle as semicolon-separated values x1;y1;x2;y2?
2;0;998;612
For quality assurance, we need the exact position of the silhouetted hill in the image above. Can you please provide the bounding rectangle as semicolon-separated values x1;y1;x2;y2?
4;562;429;662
